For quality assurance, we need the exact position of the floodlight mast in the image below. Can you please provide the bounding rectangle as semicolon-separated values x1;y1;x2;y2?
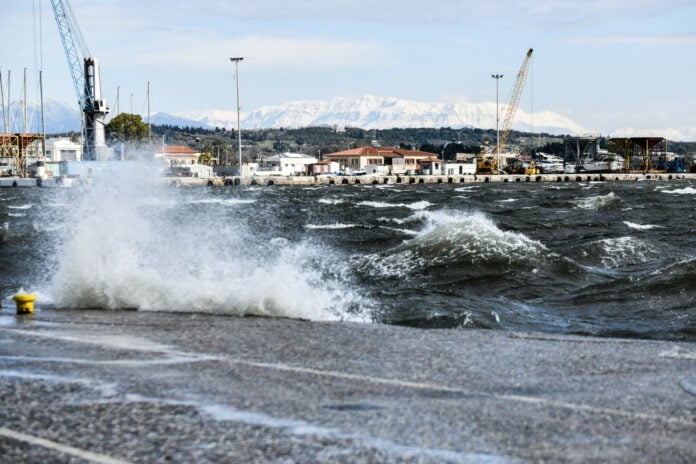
230;57;243;175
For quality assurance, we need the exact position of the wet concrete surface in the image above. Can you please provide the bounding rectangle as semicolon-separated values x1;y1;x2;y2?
1;308;695;463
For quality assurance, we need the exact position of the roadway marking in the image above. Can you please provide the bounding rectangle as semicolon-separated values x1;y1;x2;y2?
0;427;133;464
4;327;694;427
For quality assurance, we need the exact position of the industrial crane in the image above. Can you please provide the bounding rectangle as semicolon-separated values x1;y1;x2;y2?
50;0;109;161
477;48;533;175
499;48;533;153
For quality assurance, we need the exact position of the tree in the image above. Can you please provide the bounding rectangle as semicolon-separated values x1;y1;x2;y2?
106;113;149;144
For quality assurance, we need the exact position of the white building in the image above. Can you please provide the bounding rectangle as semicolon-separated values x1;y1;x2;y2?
45;137;82;162
264;152;318;176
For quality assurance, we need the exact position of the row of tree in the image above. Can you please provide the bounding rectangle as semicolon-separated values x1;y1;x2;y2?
102;114;696;165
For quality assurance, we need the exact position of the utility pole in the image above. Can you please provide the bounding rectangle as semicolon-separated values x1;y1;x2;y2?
147;80;151;139
491;73;503;174
230;57;243;174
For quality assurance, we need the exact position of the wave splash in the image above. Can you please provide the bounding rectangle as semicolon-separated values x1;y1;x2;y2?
47;163;369;322
357;209;547;278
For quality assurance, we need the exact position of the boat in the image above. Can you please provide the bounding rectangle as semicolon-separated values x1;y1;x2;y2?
535;153;564;174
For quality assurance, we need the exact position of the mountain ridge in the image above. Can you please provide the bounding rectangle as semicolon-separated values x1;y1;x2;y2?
173;95;587;135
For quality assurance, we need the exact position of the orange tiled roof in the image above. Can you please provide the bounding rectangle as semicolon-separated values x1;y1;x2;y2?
325;146;435;158
156;145;197;155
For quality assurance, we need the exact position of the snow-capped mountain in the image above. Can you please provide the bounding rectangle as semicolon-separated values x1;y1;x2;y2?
1;99;81;133
174;95;588;135
8;95;587;135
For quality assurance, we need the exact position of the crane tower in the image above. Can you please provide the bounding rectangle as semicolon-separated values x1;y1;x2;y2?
50;0;109;161
499;48;533;152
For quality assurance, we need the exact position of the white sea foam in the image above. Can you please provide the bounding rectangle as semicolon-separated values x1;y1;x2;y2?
623;221;663;230
597;236;653;268
188;198;256;206
574;192;621;210
305;223;356;230
8;203;32;210
662;187;696;195
317;198;345;205
358;200;399;208
45;162;369;322
360;209;546;277
358;200;432;210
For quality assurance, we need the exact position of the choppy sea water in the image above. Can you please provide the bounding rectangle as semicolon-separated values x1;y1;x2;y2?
1;170;694;341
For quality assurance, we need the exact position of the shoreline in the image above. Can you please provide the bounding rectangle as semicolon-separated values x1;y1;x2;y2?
1;172;694;188
178;171;696;187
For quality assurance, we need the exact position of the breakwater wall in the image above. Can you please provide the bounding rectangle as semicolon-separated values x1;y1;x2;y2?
0;172;693;188
169;172;696;187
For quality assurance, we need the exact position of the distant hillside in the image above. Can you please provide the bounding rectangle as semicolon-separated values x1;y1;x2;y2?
172;95;587;135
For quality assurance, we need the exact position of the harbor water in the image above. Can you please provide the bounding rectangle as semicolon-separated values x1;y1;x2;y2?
1;169;694;342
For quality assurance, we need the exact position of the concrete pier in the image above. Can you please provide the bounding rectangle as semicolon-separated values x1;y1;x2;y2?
0;172;692;188
168;172;696;187
0;309;694;463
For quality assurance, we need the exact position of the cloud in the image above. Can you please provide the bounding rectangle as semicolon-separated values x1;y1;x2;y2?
68;0;695;27
108;35;382;70
566;35;696;46
609;126;696;141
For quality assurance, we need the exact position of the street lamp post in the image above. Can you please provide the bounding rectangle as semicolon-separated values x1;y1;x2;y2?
491;74;503;174
230;57;244;175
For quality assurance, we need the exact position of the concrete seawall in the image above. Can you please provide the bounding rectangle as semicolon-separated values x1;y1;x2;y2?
168;172;696;187
0;172;693;188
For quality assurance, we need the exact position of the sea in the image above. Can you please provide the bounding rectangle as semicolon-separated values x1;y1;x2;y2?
1;167;694;342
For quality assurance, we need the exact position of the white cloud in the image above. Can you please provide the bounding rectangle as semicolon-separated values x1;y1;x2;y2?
610;127;696;142
108;35;382;70
67;0;695;26
566;35;696;46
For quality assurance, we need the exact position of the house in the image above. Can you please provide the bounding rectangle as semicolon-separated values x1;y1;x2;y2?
309;160;340;175
155;145;200;167
324;147;436;174
45;137;82;162
263;152;318;176
418;156;443;175
155;145;213;177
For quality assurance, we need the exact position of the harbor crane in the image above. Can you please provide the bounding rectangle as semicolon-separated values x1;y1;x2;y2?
499;48;533;153
477;48;533;175
50;0;109;161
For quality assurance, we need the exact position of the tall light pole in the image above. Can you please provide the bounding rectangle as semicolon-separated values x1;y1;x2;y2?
230;57;244;175
491;74;503;174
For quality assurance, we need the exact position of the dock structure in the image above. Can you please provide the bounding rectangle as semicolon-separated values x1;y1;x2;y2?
165;172;696;187
0;133;43;177
0;170;693;189
609;137;669;172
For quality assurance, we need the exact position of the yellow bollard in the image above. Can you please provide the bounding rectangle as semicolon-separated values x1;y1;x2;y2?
13;293;36;315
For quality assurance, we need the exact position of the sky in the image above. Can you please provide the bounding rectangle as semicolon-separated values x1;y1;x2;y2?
2;0;696;140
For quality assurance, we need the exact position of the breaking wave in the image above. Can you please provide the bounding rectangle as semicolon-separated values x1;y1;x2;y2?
358;200;432;210
45;163;370;322
357;210;547;278
574;192;623;210
662;187;696;195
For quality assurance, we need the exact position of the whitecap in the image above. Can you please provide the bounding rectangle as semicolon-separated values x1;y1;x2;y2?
662;187;696;195
574;192;622;210
623;221;663;230
317;198;345;205
188;198;256;206
8;203;32;210
305;223;356;230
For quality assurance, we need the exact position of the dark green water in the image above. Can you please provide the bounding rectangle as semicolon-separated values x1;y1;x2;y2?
1;178;694;341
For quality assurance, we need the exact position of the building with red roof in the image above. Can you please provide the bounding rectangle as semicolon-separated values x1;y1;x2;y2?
324;146;438;174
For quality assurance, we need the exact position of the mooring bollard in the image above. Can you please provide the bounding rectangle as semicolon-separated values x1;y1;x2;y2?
13;293;36;315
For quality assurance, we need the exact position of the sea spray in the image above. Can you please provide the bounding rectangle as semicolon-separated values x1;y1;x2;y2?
47;161;370;321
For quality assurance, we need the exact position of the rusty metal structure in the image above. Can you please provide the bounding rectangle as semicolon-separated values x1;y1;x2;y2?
0;133;44;177
608;137;667;173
